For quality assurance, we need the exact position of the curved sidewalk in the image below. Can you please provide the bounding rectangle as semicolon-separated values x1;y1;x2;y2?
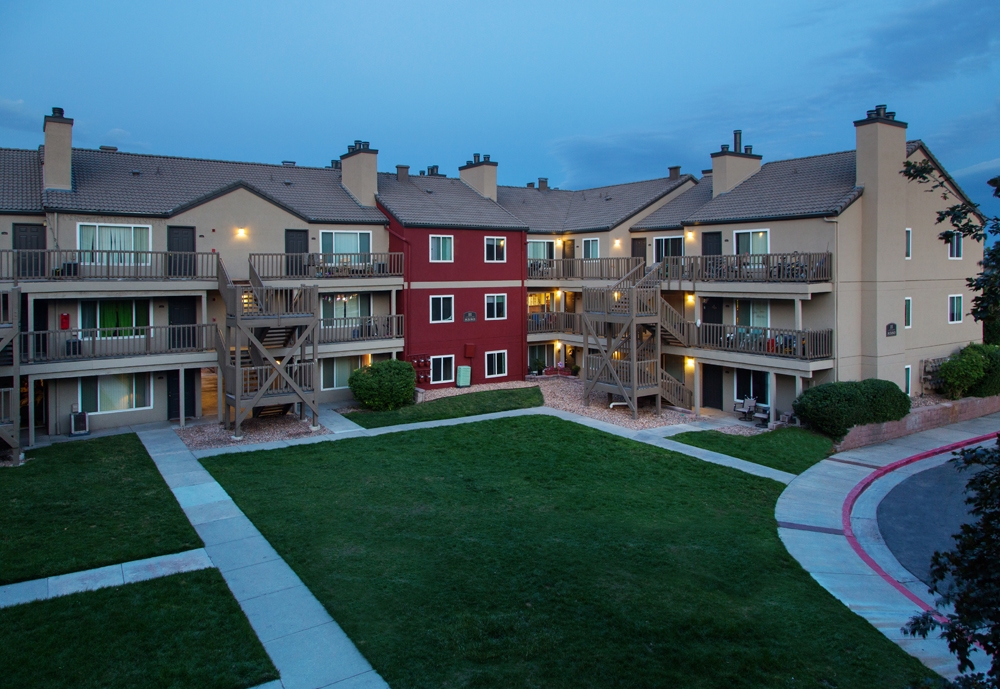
775;413;999;678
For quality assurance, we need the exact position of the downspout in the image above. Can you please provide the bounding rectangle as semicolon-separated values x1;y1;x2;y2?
823;216;839;382
385;220;410;360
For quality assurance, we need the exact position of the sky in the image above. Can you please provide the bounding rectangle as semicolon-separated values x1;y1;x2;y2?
1;0;998;220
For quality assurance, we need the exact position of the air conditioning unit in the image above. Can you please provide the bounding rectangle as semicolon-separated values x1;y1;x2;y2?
70;411;89;436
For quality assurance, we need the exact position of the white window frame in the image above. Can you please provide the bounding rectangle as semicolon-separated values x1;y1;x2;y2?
527;240;554;260
732;229;770;255
948;294;963;324
904;297;912;329
76;222;153;266
484;236;506;263
430;235;454;263
485;293;507;320
582;238;599;259
320;356;362;390
948;233;963;260
430;354;455;384
429;295;454;323
485;350;507;378
77;299;153;340
78;373;153;415
320;230;372;257
654;236;684;261
905;228;912;259
904;365;912;396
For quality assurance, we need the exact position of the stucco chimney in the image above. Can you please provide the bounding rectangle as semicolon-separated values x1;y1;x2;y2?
459;153;498;201
538;178;548;191
396;165;409;183
43;107;74;191
340;140;378;206
710;130;761;197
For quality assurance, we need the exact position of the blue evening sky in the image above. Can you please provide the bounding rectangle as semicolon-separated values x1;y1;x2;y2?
2;0;998;219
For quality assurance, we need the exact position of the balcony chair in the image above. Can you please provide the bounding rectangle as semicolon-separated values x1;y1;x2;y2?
753;405;771;428
734;396;756;421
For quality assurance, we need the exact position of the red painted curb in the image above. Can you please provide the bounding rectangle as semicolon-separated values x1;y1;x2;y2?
840;432;999;622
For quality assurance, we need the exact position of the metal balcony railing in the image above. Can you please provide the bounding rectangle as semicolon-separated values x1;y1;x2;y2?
0;250;219;282
250;253;404;280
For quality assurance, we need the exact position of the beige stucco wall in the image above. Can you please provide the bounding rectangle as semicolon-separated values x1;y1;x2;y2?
0;214;47;250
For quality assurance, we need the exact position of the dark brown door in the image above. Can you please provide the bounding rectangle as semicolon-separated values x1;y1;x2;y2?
701;232;722;256
167;369;198;420
14;224;45;278
285;229;309;276
701;297;723;324
168;296;198;349
562;239;575;277
631;237;647;263
702;364;724;410
167;226;196;277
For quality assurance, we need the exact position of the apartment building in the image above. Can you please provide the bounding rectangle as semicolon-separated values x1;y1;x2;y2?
0;103;981;446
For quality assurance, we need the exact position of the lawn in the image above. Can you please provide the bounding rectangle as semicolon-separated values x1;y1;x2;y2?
203;416;933;689
0;434;202;584
343;386;544;428
0;568;278;689
671;426;834;474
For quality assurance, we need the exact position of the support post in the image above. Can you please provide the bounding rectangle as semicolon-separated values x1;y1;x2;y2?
27;375;35;448
794;375;803;399
217;367;224;422
769;370;778;424
794;298;802;331
178;367;185;427
693;362;702;417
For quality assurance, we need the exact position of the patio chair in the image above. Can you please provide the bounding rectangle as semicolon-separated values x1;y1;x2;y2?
734;397;756;421
753;405;771;428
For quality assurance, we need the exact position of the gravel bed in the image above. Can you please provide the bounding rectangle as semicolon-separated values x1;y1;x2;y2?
176;415;329;450
534;376;694;431
712;424;766;437
910;392;949;409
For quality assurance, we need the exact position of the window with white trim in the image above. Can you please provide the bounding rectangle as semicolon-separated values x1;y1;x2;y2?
527;240;554;260
734;229;769;255
904;297;912;328
321;356;361;390
948;233;963;259
80;373;150;414
430;355;454;383
485;237;506;262
430;235;453;262
485;350;507;378
485;294;506;320
78;223;151;265
949;295;963;323
81;299;150;337
583;238;599;259
430;295;454;323
654;236;683;261
905;228;912;259
904;365;912;395
321;230;371;255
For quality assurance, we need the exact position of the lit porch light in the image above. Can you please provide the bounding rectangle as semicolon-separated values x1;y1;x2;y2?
236;227;247;237
614;239;621;248
685;357;695;368
686;294;695;305
554;341;561;350
686;231;694;240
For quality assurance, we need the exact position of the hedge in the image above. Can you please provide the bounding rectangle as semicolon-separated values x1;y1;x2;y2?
946;343;1000;399
348;359;416;411
792;379;911;441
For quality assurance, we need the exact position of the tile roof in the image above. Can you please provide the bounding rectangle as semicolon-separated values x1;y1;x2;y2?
0;148;43;213
7;147;387;224
632;176;713;230
497;175;693;234
682;150;863;225
376;173;528;230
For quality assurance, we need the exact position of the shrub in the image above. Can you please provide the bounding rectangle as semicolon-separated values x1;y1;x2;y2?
530;358;547;375
348;359;416;411
793;379;911;442
859;378;911;422
985;315;1000;346
571;364;581;376
939;346;988;399
967;343;1000;398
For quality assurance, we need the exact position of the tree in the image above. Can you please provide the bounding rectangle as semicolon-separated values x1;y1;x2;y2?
903;439;1000;688
901;162;1000;335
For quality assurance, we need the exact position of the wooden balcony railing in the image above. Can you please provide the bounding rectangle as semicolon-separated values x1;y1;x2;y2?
0;388;14;425
21;324;214;363
527;312;581;334
249;253;403;280
694;324;833;360
319;315;404;343
0;250;218;283
583;286;659;317
586;357;658;388
655;252;832;283
239;362;315;398
527;257;643;281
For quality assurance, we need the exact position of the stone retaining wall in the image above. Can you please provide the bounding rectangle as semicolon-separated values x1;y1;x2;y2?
835;394;1000;451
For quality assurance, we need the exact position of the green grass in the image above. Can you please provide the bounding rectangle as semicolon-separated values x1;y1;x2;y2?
671;426;834;474
0;568;278;689
0;434;202;584
343;386;544;428
203;416;933;689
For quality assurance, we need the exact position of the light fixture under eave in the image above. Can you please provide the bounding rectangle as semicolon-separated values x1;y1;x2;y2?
686;231;694;240
556;239;563;246
236;227;247;237
686;294;695;304
554;341;561;350
614;239;621;247
685;357;695;368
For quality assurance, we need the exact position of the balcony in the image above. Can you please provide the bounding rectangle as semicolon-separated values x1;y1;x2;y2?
693;324;833;360
250;253;403;280
527;257;643;281
0;250;219;283
220;361;315;402
21;324;214;364
654;252;832;283
527;312;581;335
319;315;403;344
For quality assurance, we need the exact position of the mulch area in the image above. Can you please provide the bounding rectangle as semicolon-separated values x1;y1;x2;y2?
175;415;329;451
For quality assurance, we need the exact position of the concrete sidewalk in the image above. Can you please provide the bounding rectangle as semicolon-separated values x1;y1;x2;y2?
775;412;1000;678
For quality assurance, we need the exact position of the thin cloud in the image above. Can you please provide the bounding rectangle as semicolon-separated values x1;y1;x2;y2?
952;157;1000;179
0;99;39;133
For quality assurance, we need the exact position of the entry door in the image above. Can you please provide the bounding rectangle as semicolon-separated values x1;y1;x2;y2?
14;224;45;278
168;296;198;350
285;229;309;276
701;297;723;324
702;364;724;410
631;237;647;264
701;232;722;256
167;226;196;277
167;369;198;420
562;239;575;277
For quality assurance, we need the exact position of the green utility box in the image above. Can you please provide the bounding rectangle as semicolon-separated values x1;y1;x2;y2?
456;366;472;387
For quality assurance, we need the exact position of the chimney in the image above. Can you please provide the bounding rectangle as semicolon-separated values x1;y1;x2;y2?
527;182;535;188
538;178;548;191
710;129;761;197
458;153;498;200
668;166;681;181
340;139;379;206
43;107;74;191
396;165;409;182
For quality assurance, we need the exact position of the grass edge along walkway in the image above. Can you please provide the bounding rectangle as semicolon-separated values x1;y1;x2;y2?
343;385;544;428
202;415;935;689
670;426;834;474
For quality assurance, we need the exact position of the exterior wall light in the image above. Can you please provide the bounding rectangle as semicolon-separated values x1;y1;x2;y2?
236;227;247;237
556;239;563;246
686;294;695;304
686;231;694;240
685;357;695;368
554;341;561;350
614;239;621;248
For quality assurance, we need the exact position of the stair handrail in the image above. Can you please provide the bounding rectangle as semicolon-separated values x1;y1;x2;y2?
611;260;646;290
660;369;694;409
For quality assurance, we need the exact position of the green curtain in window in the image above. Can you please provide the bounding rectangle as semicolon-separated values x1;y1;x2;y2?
99;300;133;331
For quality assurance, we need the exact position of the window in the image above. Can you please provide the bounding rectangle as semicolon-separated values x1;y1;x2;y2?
430;295;454;323
486;350;507;378
904;365;912;396
80;299;150;337
948;232;963;259
528;344;554;369
430;355;454;383
321;231;371;255
734;229;769;255
904;297;912;328
321;293;371;319
485;294;506;320
80;373;150;413
583;238;599;259
527;240;554;260
78;223;151;264
905;228;912;259
949;295;963;323
735;368;769;404
654;236;683;261
735;299;769;327
430;235;454;262
485;237;506;262
321;356;361;389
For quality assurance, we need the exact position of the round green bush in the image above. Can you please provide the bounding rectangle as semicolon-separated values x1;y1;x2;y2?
939;346;987;399
348;359;416;411
966;343;1000;398
793;378;911;442
859;378;911;422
